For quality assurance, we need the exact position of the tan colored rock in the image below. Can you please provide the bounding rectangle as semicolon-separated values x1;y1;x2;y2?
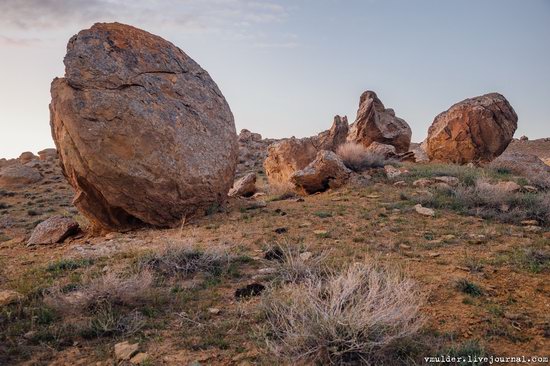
49;23;237;231
384;165;402;179
347;91;412;153
19;152;37;164
130;352;149;365
412;178;433;188
229;172;256;197
238;129;262;142
37;148;57;161
0;164;42;188
27;215;79;245
0;290;23;307
477;180;521;193
365;141;397;158
426;93;517;164
114;341;139;361
264;137;318;187
264;116;348;187
434;176;459;186
414;204;435;217
290;151;351;194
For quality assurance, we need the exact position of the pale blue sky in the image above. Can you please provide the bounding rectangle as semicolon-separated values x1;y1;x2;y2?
0;0;549;158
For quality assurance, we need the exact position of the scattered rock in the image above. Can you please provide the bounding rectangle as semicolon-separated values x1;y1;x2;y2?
290;150;351;194
130;353;149;365
245;201;267;210
426;93;517;164
19;152;37;164
384;165;402;179
399;244;412;250
229;172;257;197
434;176;459;186
428;252;441;258
299;251;313;261
477;180;521;193
313;230;328;236
521;220;539;226
27;215;79;245
274;227;288;234
523;185;537;192
50;22;238;231
37;148;57;161
519;135;529;141
238;129;262;143
393;180;407;187
0;164;42;188
414;204;435;217
208;307;221;315
365;141;397;158
0;290;23;307
412;178;433;188
235;283;265;299
114;341;139;361
347;90;412;153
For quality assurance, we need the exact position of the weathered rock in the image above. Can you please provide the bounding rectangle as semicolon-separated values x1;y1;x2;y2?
434;176;459;186
365;142;397;158
264;137;318;187
426;93;518;164
27;215;79;245
19;152;37;164
238;129;262;143
0;164;42;188
114;341;139;361
316;115;349;151
477;180;521;193
0;290;23;307
519;135;528;141
37;148;57;161
413;178;433;188
49;23;238;231
384;165;402;179
228;172;256;197
347;91;412;153
130;353;150;365
415;204;435;217
264;117;348;186
489;152;550;189
290;150;351;194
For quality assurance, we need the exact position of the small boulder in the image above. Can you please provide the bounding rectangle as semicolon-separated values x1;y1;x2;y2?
347;91;412;153
434;176;459;186
316;115;349;151
365;142;397;158
130;352;149;365
238;129;262;142
114;341;139;361
264;137;318;187
0;290;23;307
290;151;351;194
27;215;79;245
37;148;57;161
228;172;257;197
415;204;435;217
489;152;550;189
426;93;517;164
0;164;42;188
519;135;529;141
19;152;37;164
384;165;402;179
477;181;521;193
413;178;433;188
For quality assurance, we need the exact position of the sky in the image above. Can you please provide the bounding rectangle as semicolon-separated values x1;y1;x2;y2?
0;0;549;159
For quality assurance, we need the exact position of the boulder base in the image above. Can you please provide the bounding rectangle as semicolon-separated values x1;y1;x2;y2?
290;150;351;194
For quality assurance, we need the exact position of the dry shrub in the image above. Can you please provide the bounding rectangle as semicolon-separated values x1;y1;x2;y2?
262;262;426;365
141;241;232;278
268;244;327;284
336;142;387;172
44;270;154;315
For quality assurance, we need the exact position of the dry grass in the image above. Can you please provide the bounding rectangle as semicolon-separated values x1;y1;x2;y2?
44;270;154;314
267;244;328;284
261;262;426;365
140;241;232;278
336;142;388;172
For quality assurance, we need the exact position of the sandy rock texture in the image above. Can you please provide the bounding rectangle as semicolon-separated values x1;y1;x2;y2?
426;93;517;164
49;22;238;231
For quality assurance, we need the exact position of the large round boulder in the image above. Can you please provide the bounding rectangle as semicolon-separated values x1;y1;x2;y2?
426;93;517;164
347;91;412;153
49;23;238;231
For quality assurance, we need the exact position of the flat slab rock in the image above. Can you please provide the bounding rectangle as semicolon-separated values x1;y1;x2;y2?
27;215;79;245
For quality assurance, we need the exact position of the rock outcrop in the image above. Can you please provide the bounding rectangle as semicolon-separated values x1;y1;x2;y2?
347;91;412;153
27;215;79;245
19;152;37;164
290;151;351;194
49;23;238;231
237;130;276;175
0;164;42;188
426;93;517;164
264;116;348;186
38;148;57;161
229;172;257;197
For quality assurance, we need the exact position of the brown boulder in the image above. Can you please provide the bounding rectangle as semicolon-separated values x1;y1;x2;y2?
426;93;517;164
229;172;257;197
238;129;262;143
49;23;238;231
264;116;348;186
347;91;412;153
27;215;79;245
365;142;397;158
37;148;57;161
290;150;351;194
19;152;37;164
0;164;42;188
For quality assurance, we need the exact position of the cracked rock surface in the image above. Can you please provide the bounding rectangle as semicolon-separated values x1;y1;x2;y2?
49;22;238;231
426;93;517;164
